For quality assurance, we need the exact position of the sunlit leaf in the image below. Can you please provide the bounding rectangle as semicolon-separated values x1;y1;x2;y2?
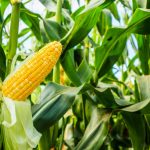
42;20;67;41
137;35;150;74
61;0;114;50
121;99;150;112
0;0;9;17
20;5;41;41
95;8;150;76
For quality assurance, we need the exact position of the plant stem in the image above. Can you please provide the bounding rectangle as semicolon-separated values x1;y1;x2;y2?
82;95;88;130
51;0;62;149
38;130;51;150
84;37;89;63
58;117;65;150
6;3;20;76
56;0;62;24
53;62;60;83
53;0;62;83
147;0;150;9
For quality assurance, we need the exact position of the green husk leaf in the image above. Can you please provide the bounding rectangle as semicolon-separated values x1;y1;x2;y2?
1;98;41;150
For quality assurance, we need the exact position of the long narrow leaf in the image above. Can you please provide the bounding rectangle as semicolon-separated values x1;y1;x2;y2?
75;108;111;150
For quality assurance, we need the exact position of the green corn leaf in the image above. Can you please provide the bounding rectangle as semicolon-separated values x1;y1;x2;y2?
0;45;6;80
122;112;146;150
108;2;120;21
137;35;150;75
0;14;11;44
20;5;41;41
95;27;125;75
32;81;120;132
42;20;67;41
137;75;150;134
75;108;111;150
61;50;93;86
39;0;57;12
95;8;150;76
128;8;150;34
97;9;112;36
32;82;83;132
61;50;82;86
18;28;30;37
61;0;114;50
121;99;150;112
97;36;127;77
76;58;93;83
0;0;9;17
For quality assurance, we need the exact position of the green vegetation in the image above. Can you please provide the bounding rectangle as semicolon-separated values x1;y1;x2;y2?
0;0;150;149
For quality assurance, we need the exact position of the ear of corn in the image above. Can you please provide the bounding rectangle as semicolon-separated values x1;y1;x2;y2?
2;41;62;101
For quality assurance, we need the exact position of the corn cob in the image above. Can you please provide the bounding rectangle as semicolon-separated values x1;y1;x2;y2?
2;41;62;101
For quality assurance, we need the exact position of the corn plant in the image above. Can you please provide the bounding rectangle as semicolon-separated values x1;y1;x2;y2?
0;0;150;150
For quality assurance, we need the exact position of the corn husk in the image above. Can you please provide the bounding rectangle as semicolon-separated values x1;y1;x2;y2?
1;97;41;150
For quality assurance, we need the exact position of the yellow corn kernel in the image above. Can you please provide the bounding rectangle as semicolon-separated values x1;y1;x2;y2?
2;41;62;101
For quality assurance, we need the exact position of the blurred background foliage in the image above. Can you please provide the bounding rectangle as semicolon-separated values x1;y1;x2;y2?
1;0;150;149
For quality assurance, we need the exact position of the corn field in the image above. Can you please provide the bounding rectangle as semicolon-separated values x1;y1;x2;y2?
0;0;150;149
